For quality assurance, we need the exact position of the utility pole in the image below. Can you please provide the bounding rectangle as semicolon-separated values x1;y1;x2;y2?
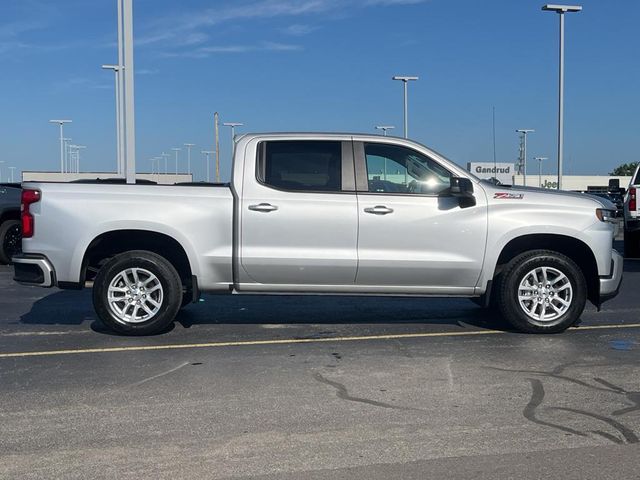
516;129;534;186
119;0;137;184
375;126;395;136
49;120;72;173
214;112;220;182
102;64;124;175
184;143;195;175
202;150;215;183
392;76;419;138
542;4;582;190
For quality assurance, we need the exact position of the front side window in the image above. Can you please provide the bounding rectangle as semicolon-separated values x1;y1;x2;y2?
259;141;342;192
364;143;451;195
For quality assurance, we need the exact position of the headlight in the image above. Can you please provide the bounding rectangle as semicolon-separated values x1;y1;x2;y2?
596;208;617;223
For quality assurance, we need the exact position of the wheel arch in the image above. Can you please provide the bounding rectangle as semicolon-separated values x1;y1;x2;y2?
493;234;599;305
81;230;194;289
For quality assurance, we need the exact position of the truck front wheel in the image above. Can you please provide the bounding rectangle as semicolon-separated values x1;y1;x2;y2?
93;250;182;335
497;250;587;334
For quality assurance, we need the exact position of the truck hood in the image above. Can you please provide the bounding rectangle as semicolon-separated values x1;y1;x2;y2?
479;181;615;210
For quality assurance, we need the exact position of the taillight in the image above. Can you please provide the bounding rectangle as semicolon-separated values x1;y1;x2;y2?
630;187;637;212
21;189;40;238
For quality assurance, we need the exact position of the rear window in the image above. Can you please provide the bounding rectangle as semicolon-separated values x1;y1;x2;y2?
258;141;342;192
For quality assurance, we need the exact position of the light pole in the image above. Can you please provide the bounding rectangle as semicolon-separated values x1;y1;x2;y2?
392;76;418;138
69;145;86;173
223;122;243;161
542;4;582;190
375;125;395;136
516;129;535;186
161;152;170;175
102;64;124;175
119;0;137;183
535;157;548;187
171;147;181;174
202;150;215;183
49;120;72;173
184;143;195;175
63;137;72;173
8;166;16;183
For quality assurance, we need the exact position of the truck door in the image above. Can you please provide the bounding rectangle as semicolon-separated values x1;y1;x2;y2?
353;140;488;293
238;138;358;288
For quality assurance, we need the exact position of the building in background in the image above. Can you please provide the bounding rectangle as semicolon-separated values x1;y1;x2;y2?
512;175;631;193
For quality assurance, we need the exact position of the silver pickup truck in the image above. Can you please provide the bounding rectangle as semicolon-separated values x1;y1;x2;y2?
13;133;622;335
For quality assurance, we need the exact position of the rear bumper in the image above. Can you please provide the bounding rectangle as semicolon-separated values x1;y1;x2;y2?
599;249;623;303
12;254;55;288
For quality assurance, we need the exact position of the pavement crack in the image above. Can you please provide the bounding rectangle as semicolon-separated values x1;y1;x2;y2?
523;379;586;437
312;372;421;412
130;362;190;387
550;407;639;444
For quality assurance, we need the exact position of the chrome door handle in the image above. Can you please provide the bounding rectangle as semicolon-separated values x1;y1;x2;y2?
248;203;278;212
364;205;394;215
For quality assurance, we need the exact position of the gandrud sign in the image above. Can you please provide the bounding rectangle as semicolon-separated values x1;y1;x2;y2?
467;162;515;185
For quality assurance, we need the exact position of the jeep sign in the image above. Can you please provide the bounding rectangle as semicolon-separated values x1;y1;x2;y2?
467;162;514;185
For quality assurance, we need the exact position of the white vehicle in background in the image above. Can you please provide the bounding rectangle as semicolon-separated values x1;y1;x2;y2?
12;133;622;336
623;164;640;258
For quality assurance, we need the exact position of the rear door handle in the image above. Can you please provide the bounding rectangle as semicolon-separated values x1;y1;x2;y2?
364;205;394;215
248;203;278;212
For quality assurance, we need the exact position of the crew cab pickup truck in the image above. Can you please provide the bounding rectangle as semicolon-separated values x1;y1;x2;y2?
623;163;640;257
0;183;21;264
13;133;623;335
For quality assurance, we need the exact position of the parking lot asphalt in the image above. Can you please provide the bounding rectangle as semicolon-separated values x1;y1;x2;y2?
1;250;639;479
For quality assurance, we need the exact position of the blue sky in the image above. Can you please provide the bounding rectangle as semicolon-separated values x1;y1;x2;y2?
0;0;638;182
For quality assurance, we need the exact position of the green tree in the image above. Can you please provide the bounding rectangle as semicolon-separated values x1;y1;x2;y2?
609;162;639;176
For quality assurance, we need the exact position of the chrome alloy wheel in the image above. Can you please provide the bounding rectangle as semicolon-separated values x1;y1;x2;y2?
107;267;164;325
517;266;573;324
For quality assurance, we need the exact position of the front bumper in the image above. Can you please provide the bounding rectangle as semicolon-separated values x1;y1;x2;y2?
599;249;623;303
12;254;55;288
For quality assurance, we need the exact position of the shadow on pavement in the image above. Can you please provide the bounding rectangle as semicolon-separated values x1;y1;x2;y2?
19;287;507;334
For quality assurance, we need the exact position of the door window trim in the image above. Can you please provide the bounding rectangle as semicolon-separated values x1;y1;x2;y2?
255;140;356;194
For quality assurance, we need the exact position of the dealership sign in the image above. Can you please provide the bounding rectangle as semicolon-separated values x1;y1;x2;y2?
467;162;514;185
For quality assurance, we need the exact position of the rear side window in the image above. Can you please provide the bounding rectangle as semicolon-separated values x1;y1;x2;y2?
258;141;342;192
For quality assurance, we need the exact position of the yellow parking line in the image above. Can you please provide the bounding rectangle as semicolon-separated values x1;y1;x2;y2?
0;323;639;359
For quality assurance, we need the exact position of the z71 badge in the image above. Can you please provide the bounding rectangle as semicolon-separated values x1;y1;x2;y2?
494;192;524;200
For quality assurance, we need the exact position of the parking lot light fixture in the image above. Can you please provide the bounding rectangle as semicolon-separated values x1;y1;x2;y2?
161;152;170;174
171;148;182;174
202;150;215;182
375;126;395;137
392;76;419;139
184;143;196;175
542;4;582;190
49;120;72;173
535;156;548;187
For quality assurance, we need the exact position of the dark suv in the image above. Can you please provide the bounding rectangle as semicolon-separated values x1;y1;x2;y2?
0;184;21;264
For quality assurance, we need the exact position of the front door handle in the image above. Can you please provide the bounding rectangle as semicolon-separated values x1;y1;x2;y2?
248;203;278;212
364;205;394;215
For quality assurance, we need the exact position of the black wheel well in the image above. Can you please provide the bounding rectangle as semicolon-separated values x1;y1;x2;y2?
82;230;193;287
495;234;600;304
0;209;20;225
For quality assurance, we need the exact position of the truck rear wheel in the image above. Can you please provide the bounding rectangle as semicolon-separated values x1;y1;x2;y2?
93;250;182;335
624;229;640;258
0;220;21;265
497;250;586;334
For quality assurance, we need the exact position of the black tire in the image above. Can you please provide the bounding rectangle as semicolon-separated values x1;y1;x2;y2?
624;229;640;258
0;220;21;265
93;250;182;335
496;250;587;334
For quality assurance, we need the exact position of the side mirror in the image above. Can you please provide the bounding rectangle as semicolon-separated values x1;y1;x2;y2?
450;177;474;197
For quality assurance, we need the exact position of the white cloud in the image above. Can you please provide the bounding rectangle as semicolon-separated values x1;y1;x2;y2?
282;24;319;36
